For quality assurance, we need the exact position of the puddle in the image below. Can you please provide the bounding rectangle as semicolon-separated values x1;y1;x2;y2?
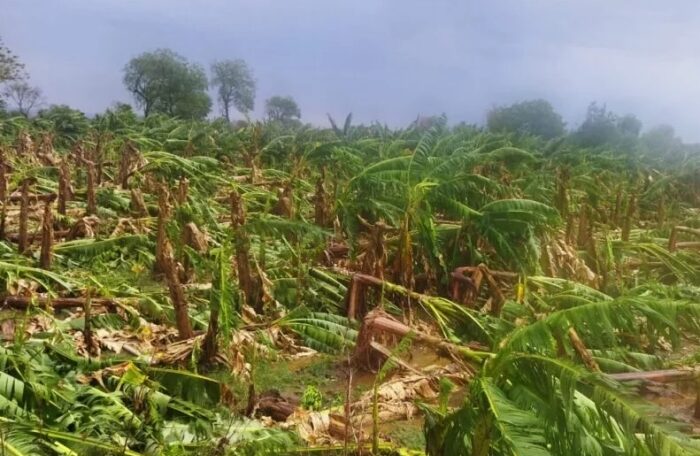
641;379;699;431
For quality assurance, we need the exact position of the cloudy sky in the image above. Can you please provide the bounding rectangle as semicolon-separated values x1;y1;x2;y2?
2;1;700;140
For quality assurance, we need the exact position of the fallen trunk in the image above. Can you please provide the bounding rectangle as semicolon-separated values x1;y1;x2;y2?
353;307;488;371
568;327;600;372
608;367;699;383
2;295;118;311
609;365;700;419
450;265;515;313
7;229;79;243
254;390;298;422
7;193;57;203
668;226;700;252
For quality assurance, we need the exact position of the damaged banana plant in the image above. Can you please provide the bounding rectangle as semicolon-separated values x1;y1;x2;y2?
0;112;698;456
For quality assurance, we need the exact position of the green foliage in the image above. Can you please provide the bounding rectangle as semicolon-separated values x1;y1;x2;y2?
0;100;698;455
487;99;566;139
94;102;139;133
300;385;323;411
386;420;426;451
0;340;300;456
210;245;238;339
210;59;256;121
642;124;683;159
35;104;89;145
617;113;642;137
574;102;642;147
279;311;358;354
55;235;150;260
265;95;301;124
0;37;24;84
428;292;700;456
123;49;211;119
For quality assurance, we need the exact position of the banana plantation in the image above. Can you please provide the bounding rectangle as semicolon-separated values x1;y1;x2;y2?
0;111;699;456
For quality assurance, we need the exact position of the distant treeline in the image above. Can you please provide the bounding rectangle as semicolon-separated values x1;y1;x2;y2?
0;39;696;161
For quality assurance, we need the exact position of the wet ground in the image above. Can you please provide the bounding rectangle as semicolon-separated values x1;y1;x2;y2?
263;343;455;450
247;337;700;452
642;378;699;433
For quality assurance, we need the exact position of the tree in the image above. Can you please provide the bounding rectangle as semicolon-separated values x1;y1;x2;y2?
210;59;255;122
642;124;682;155
1;37;26;113
574;102;620;147
2;81;43;116
265;95;301;123
487;99;565;139
616;114;642;137
123;49;211;120
413;114;448;132
0;37;24;84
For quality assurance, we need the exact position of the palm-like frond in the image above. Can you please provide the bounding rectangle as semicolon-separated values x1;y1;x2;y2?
54;235;150;258
279;311;358;354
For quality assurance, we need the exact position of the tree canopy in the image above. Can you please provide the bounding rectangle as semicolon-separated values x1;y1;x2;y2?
642;124;683;156
616;113;642;137
0;37;24;84
487;99;565;139
575;102;644;147
265;95;301;124
123;49;211;120
210;59;256;122
0;37;27;112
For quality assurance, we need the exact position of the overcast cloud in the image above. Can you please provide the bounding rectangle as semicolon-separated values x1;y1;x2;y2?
2;0;700;140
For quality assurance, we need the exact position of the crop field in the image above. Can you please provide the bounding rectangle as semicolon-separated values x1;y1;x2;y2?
0;110;697;456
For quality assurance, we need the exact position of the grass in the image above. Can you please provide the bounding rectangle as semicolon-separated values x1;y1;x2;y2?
384;419;426;451
246;353;339;396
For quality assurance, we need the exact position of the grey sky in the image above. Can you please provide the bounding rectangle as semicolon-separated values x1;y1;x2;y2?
2;0;700;140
